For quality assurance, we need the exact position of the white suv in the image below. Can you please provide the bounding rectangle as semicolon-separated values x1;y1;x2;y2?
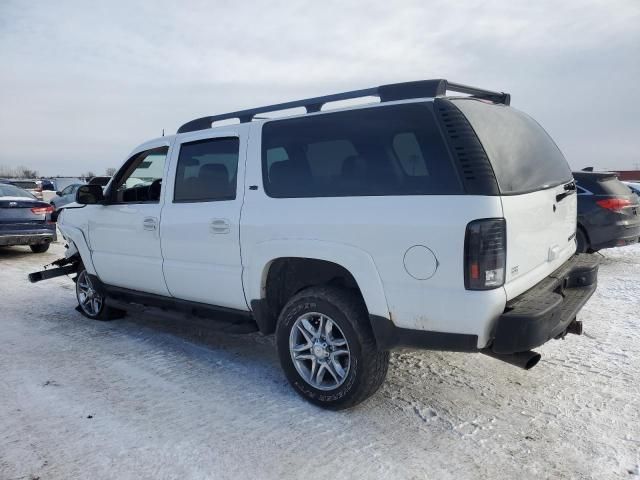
32;80;599;409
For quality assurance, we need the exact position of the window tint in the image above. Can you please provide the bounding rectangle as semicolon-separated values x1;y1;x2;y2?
262;103;462;198
0;184;35;198
453;99;572;195
110;147;168;203
174;137;239;202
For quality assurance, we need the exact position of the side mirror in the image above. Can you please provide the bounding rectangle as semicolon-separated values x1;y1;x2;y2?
55;191;62;196
76;184;105;205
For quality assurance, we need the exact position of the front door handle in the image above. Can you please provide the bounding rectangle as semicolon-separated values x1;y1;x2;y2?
210;218;230;234
143;217;158;231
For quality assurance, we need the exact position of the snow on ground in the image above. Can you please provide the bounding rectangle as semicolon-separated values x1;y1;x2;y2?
1;240;639;480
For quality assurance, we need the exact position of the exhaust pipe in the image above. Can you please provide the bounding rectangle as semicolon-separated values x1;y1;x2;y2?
482;350;541;370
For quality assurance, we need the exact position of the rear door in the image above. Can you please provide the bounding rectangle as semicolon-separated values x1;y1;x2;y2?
453;99;576;299
159;126;248;310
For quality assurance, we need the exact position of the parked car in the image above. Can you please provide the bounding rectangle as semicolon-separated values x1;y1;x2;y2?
31;79;599;409
574;171;640;252
88;176;112;189
0;183;56;252
50;183;84;221
0;178;53;200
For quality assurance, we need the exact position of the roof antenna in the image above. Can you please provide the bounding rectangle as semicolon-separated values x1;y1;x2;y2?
162;128;165;137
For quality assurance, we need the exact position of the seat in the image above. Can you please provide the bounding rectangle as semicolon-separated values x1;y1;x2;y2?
269;160;312;196
195;163;230;199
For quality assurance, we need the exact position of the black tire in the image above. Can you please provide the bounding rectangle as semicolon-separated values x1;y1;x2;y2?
276;286;389;410
576;227;589;254
30;243;50;253
75;267;125;321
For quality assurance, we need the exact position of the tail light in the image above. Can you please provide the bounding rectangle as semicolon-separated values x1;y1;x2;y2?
464;218;506;290
31;206;54;215
596;198;631;212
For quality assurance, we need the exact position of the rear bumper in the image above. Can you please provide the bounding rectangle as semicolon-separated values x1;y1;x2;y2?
0;230;57;247
590;223;640;250
490;254;599;354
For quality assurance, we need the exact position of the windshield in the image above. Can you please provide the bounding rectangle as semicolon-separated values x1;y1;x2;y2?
453;99;572;194
0;184;36;198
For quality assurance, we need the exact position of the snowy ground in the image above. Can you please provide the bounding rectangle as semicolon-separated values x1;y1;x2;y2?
1;240;639;480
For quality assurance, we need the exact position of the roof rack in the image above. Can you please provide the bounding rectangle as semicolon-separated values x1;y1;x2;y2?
177;79;510;134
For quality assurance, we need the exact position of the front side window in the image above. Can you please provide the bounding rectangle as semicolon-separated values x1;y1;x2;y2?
109;147;168;203
174;137;239;203
61;185;75;196
261;103;462;198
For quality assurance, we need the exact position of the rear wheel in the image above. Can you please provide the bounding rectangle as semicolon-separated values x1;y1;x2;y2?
30;243;50;253
75;268;123;320
276;286;389;410
576;228;589;254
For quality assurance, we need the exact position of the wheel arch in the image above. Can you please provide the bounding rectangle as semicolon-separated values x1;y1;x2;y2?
58;224;97;275
244;240;390;334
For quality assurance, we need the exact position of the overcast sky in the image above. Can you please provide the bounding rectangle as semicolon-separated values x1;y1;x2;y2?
1;0;639;176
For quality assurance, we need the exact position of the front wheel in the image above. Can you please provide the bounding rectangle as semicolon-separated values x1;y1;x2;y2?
276;286;389;410
75;268;123;320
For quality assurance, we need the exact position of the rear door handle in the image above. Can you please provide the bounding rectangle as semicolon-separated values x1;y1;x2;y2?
210;218;230;234
143;217;158;231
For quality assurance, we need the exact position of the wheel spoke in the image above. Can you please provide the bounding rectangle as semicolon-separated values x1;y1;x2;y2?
325;361;341;383
294;353;315;361
300;318;318;339
308;358;318;382
292;341;312;353
316;315;325;339
296;324;314;345
324;317;333;338
315;363;327;385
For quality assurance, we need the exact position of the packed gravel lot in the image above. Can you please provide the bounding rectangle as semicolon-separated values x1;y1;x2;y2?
1;240;639;480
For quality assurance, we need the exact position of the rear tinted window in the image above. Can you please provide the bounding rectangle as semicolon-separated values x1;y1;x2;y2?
11;181;37;189
453;99;572;195
575;174;633;196
0;184;35;198
261;103;462;198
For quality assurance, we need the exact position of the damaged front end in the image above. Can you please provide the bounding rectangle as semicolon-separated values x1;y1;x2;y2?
28;243;81;283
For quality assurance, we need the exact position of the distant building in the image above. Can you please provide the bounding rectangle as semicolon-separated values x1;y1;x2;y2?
612;170;640;181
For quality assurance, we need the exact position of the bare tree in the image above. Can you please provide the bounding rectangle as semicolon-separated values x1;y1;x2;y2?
105;167;117;176
81;171;96;180
0;165;38;178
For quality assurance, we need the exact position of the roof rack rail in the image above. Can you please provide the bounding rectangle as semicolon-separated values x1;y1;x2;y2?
177;79;510;134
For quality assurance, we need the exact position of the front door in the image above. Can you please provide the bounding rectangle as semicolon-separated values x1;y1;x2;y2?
160;127;248;310
89;141;172;296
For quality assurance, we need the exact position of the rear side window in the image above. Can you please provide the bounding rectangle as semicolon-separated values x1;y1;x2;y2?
174;137;239;202
597;177;633;196
453;99;572;195
261;103;462;198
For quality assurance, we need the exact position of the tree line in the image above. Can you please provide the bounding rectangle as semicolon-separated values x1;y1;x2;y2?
0;166;117;179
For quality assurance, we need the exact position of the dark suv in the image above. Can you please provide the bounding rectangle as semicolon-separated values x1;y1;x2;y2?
574;171;640;252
